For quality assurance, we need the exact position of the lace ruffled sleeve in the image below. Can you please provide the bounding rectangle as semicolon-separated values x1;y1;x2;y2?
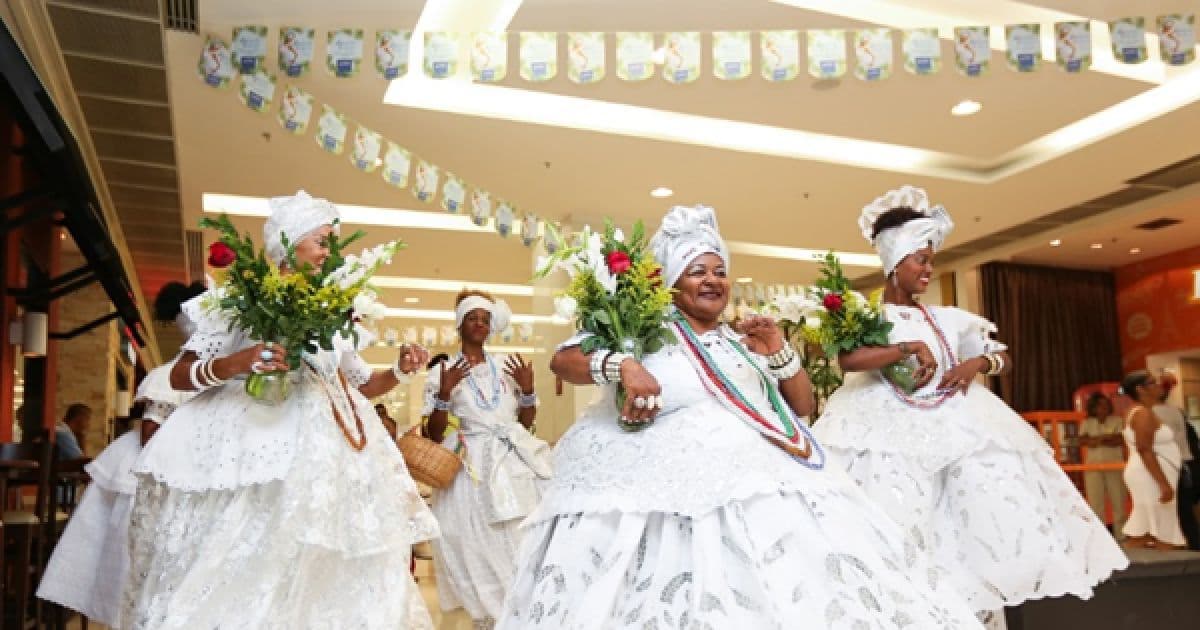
556;330;595;352
421;367;443;418
339;351;373;388
949;307;1008;358
142;400;177;424
179;292;240;361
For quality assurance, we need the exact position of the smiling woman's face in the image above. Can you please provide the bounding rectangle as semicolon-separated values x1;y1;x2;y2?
673;253;730;325
893;245;934;295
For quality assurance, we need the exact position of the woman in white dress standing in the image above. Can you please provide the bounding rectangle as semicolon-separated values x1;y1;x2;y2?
123;191;440;629
36;282;204;627
1120;370;1186;549
423;289;551;630
500;205;985;630
813;186;1128;626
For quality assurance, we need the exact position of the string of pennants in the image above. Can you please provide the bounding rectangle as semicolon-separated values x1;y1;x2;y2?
201;15;1194;92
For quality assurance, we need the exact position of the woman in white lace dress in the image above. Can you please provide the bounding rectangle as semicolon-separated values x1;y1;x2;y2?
123;191;439;629
813;187;1128;626
423;289;551;629
37;283;204;627
499;205;984;630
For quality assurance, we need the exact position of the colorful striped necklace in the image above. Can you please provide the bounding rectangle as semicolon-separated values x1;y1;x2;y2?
458;352;502;411
887;304;960;409
671;316;825;470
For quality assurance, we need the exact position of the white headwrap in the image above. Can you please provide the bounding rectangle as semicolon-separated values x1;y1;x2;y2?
455;295;512;334
263;190;341;265
858;185;954;276
650;205;729;288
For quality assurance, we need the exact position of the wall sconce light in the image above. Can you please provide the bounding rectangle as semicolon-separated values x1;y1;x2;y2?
9;312;48;357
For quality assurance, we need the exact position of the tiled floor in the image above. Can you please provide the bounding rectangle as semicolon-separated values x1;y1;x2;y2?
66;554;473;630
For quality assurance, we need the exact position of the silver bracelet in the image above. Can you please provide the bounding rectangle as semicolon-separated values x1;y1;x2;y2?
189;360;208;390
766;344;796;370
201;359;226;386
589;351;609;385
769;354;804;381
518;393;538;408
604;352;632;383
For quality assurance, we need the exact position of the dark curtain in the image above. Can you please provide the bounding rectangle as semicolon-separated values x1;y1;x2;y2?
980;262;1122;412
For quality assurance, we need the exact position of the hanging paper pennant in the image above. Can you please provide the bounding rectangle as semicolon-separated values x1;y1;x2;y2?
712;31;751;80
902;28;941;75
425;32;460;78
471;32;508;82
326;29;364;77
495;200;515;237
760;30;800;81
1158;15;1196;66
231;25;267;74
381;142;412;188
1005;24;1041;72
441;173;466;213
520;32;558;82
1054;22;1092;72
278;27;314;77
1109;18;1147;64
662;32;701;83
616;32;655;81
469;189;492;226
807;30;847;79
853;29;893;80
521;212;540;246
567;32;606;83
198;36;235;88
350;125;382;172
277;86;313;133
413;160;439;202
376;30;412;79
315;105;347;154
238;70;276;112
954;27;991;76
422;327;438;347
440;326;458;346
404;327;419;345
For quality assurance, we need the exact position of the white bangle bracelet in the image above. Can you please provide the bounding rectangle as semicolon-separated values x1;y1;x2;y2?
769;355;804;381
189;360;208;390
202;359;225;386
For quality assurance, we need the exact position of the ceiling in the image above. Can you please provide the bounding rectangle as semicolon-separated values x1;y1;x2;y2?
37;0;1200;359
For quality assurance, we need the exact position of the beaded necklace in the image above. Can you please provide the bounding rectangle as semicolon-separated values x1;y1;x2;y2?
459;352;503;411
672;316;825;470
886;304;960;410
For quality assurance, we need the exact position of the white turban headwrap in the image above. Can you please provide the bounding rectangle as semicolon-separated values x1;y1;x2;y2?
456;295;512;334
263;190;341;265
650;205;729;289
858;185;954;276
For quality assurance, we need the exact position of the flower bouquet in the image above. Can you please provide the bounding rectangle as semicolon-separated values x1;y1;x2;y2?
778;251;916;394
201;214;403;403
537;221;675;431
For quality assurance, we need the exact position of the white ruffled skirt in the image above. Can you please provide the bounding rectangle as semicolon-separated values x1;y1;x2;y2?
814;374;1129;611
499;398;985;630
37;431;142;627
124;375;439;629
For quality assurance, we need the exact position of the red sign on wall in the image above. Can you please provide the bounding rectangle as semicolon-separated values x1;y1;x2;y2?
1116;245;1200;371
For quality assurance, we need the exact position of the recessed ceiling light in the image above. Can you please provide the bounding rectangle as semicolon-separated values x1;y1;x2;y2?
403;297;420;304
1090;243;1103;249
650;187;673;198
736;277;754;284
951;100;982;117
1129;247;1142;254
1049;239;1062;247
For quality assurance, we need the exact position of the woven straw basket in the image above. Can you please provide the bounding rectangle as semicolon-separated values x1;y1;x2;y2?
398;428;461;489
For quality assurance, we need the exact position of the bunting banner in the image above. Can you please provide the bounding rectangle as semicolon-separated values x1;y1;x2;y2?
278;27;314;77
376;30;412;79
327;28;364;77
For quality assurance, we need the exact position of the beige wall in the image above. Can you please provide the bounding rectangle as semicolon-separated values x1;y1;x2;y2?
53;254;120;455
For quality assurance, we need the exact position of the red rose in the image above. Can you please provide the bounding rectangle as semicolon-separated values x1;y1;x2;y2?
606;250;632;275
822;293;844;312
207;242;236;268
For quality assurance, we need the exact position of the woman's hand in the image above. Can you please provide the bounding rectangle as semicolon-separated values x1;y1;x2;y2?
737;314;785;356
227;342;289;376
504;354;535;394
1160;484;1175;504
438;358;472;400
938;357;987;395
619;358;662;426
905;341;937;389
396;344;430;375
